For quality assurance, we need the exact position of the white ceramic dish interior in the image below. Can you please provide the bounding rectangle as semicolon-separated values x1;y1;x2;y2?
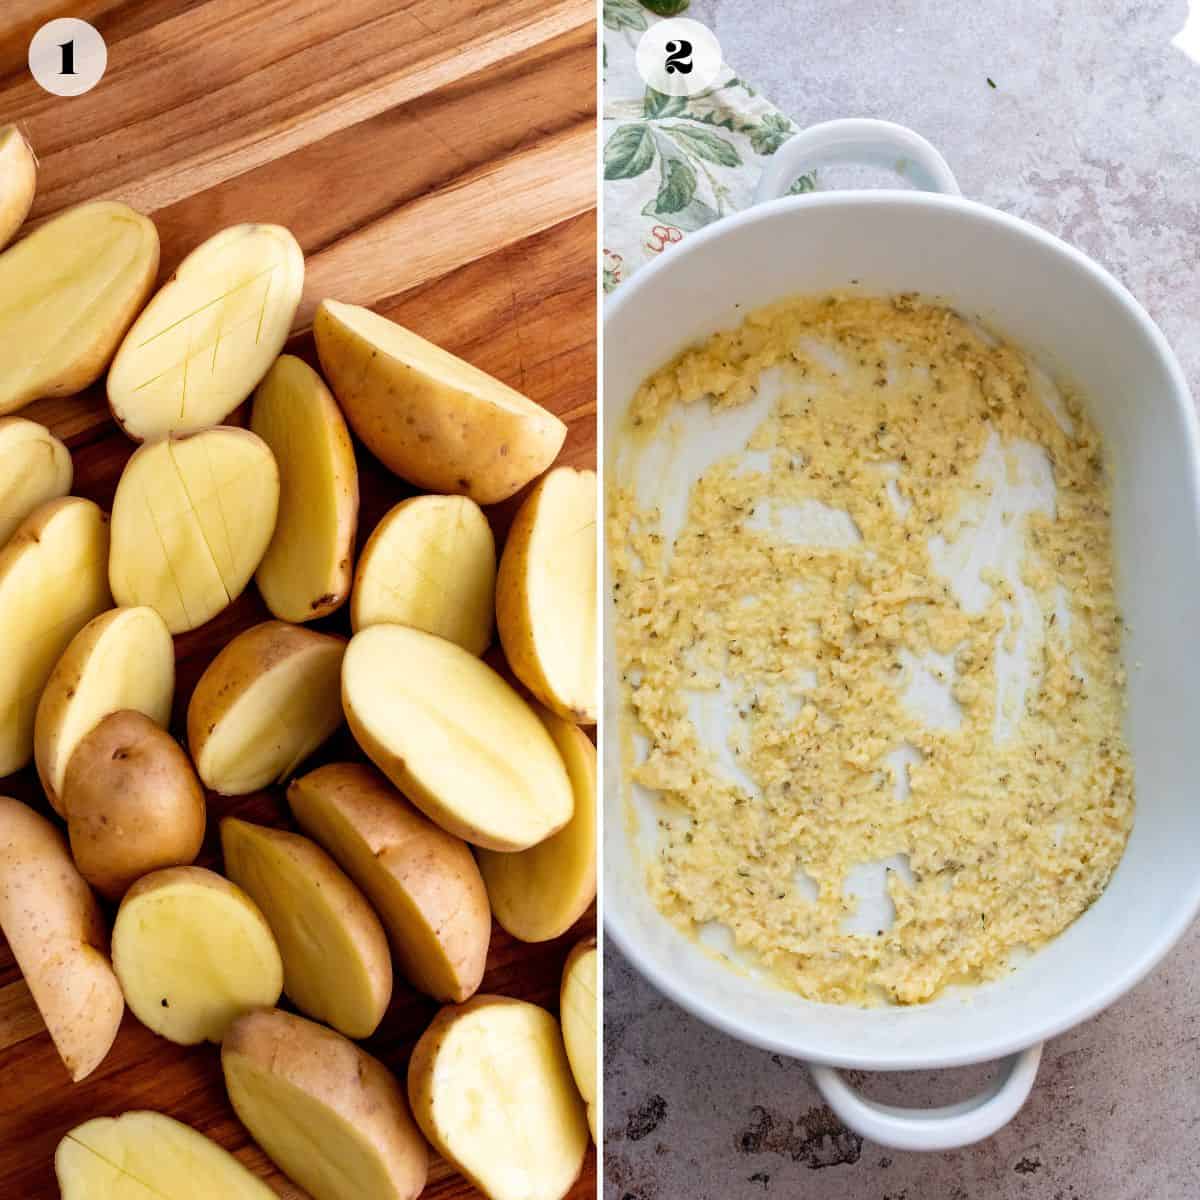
603;119;1200;1150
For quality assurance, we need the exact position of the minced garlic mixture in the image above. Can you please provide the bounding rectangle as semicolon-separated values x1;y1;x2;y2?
609;293;1134;1005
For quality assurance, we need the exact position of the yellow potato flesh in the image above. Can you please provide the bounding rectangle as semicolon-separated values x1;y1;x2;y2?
108;224;304;440
56;1111;277;1200
193;634;345;794
0;126;36;251
314;299;566;505
224;1053;419;1200
252;354;358;622
112;870;282;1045
0;200;159;414
221;819;391;1038
35;606;174;809
0;417;72;547
108;429;279;633
352;493;495;654
410;999;588;1200
477;710;596;942
289;765;490;1002
342;624;573;850
561;945;598;1141
0;498;111;775
496;467;597;724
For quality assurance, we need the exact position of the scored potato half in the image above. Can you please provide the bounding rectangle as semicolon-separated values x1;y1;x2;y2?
251;354;358;622
0;200;159;415
408;996;588;1200
224;1008;428;1200
496;466;597;725
109;428;279;634
314;299;566;505
289;762;490;1003
56;1111;277;1200
221;817;392;1038
351;494;495;655
188;621;345;795
112;866;283;1045
477;707;596;943
108;224;304;440
0;498;111;776
35;606;174;814
62;712;206;901
0;797;123;1081
561;940;598;1142
342;624;573;851
0;417;72;547
0;126;36;251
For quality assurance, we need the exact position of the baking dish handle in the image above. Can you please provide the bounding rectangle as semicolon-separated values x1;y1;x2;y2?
755;118;961;204
808;1042;1043;1151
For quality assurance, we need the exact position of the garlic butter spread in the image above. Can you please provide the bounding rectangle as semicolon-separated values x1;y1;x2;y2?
609;293;1134;1005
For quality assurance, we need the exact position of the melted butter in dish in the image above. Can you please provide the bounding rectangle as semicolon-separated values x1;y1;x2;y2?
608;293;1134;1006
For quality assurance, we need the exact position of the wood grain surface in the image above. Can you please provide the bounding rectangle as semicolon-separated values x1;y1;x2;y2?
0;2;597;1196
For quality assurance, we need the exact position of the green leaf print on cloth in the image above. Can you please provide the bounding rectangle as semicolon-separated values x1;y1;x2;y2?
602;15;814;289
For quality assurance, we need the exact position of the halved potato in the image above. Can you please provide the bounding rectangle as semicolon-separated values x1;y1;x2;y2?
342;624;572;851
251;354;358;622
56;1111;277;1199
188;621;345;795
35;606;174;813
351;494;495;655
112;866;283;1045
477;708;596;942
0;200;159;416
108;428;279;634
496;466;597;724
0;498;111;776
561;939;598;1142
223;1008;428;1200
221;817;392;1037
0;126;36;251
0;417;72;547
62;711;206;900
289;762;490;1003
108;224;304;440
0;796;123;1081
314;299;566;504
408;996;588;1200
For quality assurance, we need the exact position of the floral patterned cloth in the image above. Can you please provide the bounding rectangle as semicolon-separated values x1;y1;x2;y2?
602;0;811;291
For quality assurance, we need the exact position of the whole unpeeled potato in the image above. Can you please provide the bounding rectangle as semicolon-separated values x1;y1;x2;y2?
314;299;566;505
61;711;206;900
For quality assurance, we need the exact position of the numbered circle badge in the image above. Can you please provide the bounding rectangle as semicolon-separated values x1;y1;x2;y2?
29;18;108;97
635;18;723;98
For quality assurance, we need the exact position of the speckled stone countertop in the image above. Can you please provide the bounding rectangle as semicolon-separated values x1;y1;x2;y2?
603;2;1200;1197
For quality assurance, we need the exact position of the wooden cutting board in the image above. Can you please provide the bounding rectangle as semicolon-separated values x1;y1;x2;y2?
0;2;597;1196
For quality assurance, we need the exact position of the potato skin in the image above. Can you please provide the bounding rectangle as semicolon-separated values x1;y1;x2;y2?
313;299;566;505
223;1008;428;1200
62;711;205;900
0;126;36;251
288;762;490;1002
0;796;123;1081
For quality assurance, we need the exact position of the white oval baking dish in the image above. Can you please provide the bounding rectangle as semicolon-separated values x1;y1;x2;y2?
603;119;1200;1150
